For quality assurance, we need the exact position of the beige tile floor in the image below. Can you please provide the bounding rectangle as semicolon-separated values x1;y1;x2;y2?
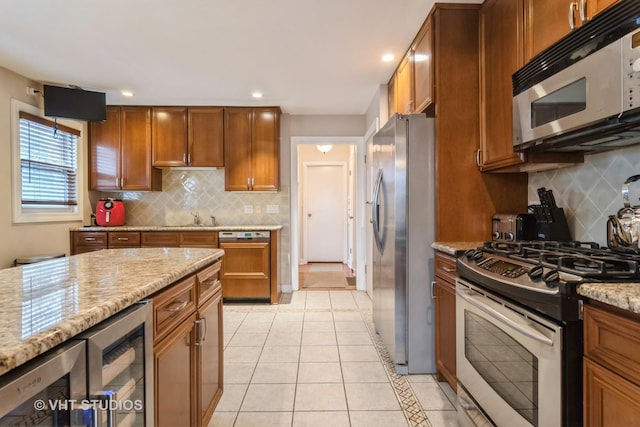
208;290;458;427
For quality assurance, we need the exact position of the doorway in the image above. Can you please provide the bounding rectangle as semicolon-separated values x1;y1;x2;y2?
290;138;364;291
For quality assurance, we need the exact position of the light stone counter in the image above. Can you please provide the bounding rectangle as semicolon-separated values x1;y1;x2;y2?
0;247;223;376
432;241;484;256
71;225;283;231
577;283;640;315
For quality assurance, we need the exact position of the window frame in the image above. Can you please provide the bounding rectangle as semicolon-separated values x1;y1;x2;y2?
11;99;85;223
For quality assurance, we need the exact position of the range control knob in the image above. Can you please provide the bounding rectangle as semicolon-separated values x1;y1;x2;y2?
528;264;544;281
492;231;501;240
543;269;560;288
505;232;515;241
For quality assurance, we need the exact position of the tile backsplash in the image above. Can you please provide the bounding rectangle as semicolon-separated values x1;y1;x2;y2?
91;168;291;284
528;144;640;245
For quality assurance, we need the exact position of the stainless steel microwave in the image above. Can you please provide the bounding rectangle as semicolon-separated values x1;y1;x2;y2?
512;1;640;153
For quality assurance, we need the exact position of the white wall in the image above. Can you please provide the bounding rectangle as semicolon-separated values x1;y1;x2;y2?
0;66;91;268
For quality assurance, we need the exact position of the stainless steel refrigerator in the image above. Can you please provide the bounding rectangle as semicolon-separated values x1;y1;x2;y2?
371;113;435;374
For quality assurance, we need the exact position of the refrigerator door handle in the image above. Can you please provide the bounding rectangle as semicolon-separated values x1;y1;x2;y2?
372;168;383;252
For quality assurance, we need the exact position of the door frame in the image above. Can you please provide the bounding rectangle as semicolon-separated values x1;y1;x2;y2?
301;161;348;265
290;136;364;291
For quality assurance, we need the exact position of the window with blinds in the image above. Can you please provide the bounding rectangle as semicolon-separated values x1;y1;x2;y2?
18;111;80;209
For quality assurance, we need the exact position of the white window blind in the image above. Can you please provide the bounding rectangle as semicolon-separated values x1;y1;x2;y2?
18;111;80;208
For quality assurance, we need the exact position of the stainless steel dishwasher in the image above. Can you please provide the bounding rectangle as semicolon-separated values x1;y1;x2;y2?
218;231;271;301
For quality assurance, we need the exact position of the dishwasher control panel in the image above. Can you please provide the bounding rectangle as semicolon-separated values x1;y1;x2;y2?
219;231;270;241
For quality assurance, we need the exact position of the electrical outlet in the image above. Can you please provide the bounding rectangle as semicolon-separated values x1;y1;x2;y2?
26;87;38;96
266;204;279;214
243;205;253;214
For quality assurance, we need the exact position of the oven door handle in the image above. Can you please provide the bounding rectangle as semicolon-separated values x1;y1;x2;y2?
457;288;554;347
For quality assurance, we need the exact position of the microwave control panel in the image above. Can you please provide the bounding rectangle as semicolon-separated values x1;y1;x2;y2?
623;30;640;111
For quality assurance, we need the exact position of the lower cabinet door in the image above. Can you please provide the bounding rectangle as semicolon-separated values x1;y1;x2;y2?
435;276;457;390
584;358;640;427
219;241;270;298
155;313;196;427
197;290;223;426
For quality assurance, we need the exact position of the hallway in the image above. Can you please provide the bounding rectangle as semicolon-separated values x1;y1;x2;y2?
209;291;457;427
298;263;356;290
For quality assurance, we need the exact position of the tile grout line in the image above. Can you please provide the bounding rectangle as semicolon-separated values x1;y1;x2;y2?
360;310;433;427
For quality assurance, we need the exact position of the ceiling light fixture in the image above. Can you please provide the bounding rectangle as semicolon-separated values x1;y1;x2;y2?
121;90;134;97
252;91;263;98
316;144;333;154
382;53;395;62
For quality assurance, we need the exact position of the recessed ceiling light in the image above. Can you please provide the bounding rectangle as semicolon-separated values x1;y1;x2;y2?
121;90;134;97
382;53;395;62
252;91;263;99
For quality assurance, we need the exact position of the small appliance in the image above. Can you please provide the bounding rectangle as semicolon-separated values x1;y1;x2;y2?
95;198;125;226
491;213;536;242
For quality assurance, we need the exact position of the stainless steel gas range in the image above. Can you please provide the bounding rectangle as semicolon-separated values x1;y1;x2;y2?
455;241;640;427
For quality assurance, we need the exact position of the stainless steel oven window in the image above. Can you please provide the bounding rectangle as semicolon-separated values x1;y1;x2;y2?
530;78;587;128
464;310;538;425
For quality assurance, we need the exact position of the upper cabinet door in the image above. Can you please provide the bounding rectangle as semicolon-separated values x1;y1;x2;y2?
188;107;224;167
251;108;280;191
524;0;571;62
152;107;188;167
479;0;525;170
121;107;158;190
395;52;414;114
89;106;121;190
413;18;434;114
224;108;253;191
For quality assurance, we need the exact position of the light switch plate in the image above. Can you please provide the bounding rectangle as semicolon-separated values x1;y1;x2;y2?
266;204;279;214
243;205;253;214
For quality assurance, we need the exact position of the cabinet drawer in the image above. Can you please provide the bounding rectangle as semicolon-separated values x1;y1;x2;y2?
141;232;180;247
435;252;458;284
584;304;640;386
180;231;218;248
73;232;108;251
153;275;197;342
108;231;141;247
196;260;222;305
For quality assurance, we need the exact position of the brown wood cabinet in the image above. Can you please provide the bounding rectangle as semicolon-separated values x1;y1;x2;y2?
70;231;108;254
413;18;434;114
153;260;223;427
89;106;162;191
478;0;583;172
219;240;270;299
394;52;414;115
523;0;618;62
434;251;457;391
583;302;640;426
71;230;218;254
152;107;224;167
431;4;527;240
224;107;280;191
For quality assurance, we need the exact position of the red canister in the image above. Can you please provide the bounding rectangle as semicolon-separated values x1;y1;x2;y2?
95;198;125;226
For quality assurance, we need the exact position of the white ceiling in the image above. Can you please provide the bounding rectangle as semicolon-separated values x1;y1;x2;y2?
0;0;480;115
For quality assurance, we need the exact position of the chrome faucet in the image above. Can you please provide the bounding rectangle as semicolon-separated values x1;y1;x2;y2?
210;215;217;226
191;211;200;225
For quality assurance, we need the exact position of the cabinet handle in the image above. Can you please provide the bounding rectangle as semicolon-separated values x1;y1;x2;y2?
117;237;129;241
442;266;455;273
120;177;124;188
84;237;96;241
194;318;207;346
431;281;436;299
188;153;191;165
115;177;119;188
568;2;578;30
247;177;251;190
164;300;188;313
475;149;482;167
251;177;255;189
579;0;587;23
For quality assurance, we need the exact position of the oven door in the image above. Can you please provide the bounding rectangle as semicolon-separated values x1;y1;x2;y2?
456;279;562;427
513;38;622;151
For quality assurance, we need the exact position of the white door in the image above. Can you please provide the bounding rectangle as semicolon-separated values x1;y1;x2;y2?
304;162;346;262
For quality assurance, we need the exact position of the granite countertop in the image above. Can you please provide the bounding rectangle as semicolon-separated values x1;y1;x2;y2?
0;247;224;376
71;224;283;231
432;241;484;256
577;283;640;314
